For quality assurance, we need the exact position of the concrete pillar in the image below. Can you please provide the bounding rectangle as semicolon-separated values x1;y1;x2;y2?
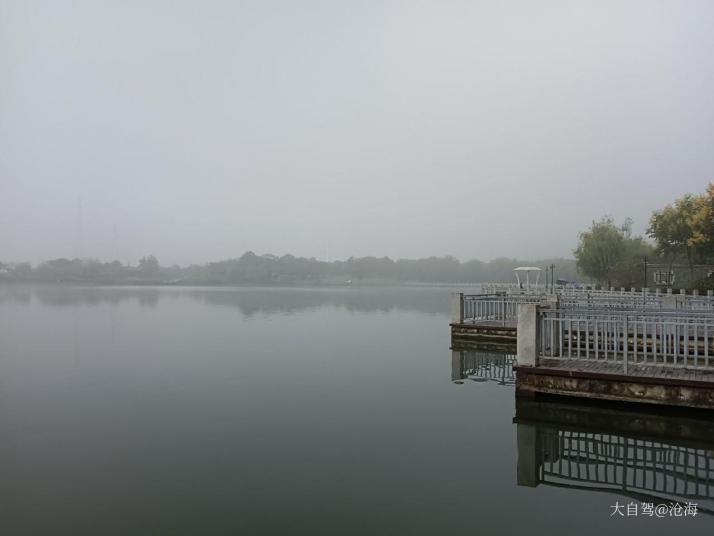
517;423;540;488
667;288;673;295
450;292;463;324
680;288;686;295
708;290;713;298
664;294;685;309
517;303;539;367
663;294;677;309
620;287;625;293
693;289;699;297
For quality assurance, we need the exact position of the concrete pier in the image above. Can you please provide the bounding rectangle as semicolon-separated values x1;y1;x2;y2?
451;288;714;409
515;359;714;408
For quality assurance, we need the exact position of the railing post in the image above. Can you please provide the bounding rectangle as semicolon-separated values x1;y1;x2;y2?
623;316;628;375
451;292;464;324
545;294;559;310
663;293;677;309
517;303;540;367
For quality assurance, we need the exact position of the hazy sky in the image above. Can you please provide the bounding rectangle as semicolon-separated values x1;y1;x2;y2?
2;0;714;265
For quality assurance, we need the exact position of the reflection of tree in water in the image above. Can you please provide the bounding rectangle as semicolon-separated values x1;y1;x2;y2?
515;398;714;515
26;286;160;308
0;286;32;305
189;287;450;316
1;285;452;315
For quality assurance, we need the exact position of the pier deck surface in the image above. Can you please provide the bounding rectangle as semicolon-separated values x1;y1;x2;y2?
454;320;517;329
525;358;714;387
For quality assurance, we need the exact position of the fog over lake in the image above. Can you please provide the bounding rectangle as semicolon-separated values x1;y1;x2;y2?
3;1;714;533
3;1;714;264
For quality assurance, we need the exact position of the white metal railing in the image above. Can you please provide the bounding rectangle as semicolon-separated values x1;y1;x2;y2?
539;308;714;370
462;294;544;323
559;295;664;309
465;288;714;312
480;283;555;295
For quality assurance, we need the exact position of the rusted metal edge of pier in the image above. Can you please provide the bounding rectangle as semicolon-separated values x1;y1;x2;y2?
450;322;516;350
515;359;714;409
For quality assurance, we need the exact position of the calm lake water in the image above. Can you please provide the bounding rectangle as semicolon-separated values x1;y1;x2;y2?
0;285;712;535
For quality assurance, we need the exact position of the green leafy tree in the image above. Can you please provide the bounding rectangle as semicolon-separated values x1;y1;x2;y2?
137;255;160;278
648;193;698;276
575;217;654;287
575;217;626;286
689;183;714;259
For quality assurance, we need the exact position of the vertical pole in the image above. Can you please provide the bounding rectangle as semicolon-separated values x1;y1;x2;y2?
501;294;506;327
622;314;630;376
517;303;540;367
451;292;464;324
545;266;549;293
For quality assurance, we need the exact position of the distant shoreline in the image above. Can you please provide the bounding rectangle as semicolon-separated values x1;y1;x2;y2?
0;279;485;288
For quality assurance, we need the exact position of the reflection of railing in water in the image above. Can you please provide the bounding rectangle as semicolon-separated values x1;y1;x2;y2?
540;431;713;505
515;398;714;514
451;349;516;385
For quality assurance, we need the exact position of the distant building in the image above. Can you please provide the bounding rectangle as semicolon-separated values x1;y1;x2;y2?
646;262;714;289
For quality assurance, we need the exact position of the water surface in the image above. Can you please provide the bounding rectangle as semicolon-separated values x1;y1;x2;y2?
0;286;711;535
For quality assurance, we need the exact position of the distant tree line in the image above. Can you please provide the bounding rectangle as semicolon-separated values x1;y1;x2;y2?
0;252;579;286
575;183;714;289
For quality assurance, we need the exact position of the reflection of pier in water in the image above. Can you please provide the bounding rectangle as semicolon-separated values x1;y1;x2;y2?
515;398;714;514
451;349;516;386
